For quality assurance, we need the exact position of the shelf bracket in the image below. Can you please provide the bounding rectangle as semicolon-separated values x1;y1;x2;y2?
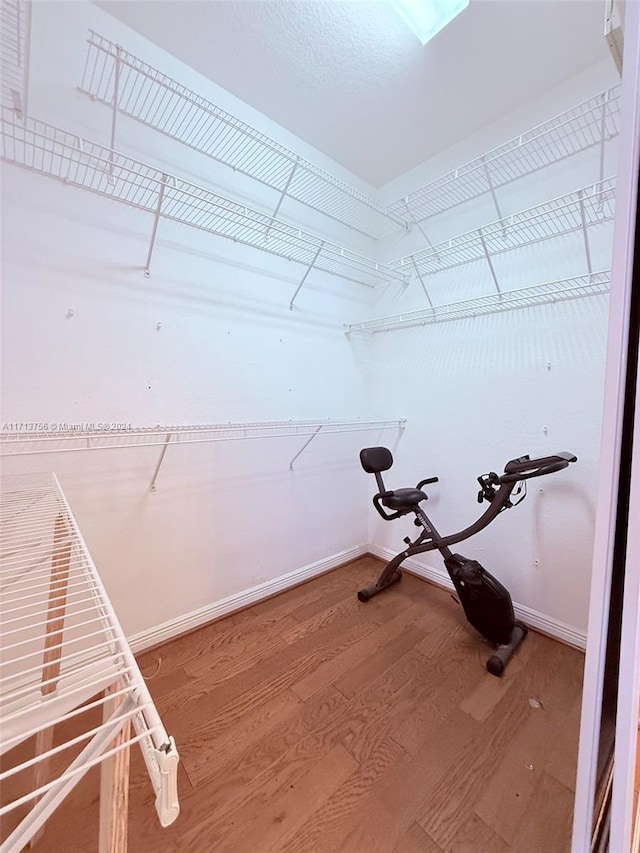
403;201;440;261
478;228;502;294
481;156;505;235
411;257;434;309
289;425;323;469
578;190;593;275
150;432;173;492
265;162;298;242
109;47;122;174
598;91;610;195
144;174;169;278
289;242;323;310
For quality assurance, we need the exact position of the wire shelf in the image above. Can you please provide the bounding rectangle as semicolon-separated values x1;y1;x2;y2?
0;419;407;492
386;87;621;224
0;419;407;455
0;473;179;851
78;31;404;239
345;272;611;333
0;0;30;118
389;178;616;278
0;112;407;289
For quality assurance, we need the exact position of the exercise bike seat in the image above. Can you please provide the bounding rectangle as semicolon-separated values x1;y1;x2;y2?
382;488;427;511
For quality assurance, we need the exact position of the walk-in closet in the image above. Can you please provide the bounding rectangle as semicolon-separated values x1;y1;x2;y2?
1;1;639;851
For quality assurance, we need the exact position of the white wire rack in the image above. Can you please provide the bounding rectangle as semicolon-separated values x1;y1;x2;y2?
0;419;407;487
0;0;30;118
78;31;405;239
0;111;407;297
0;473;179;852
386;87;620;225
344;271;611;333
389;178;616;285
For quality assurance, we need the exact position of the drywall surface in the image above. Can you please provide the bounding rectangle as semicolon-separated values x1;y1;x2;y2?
364;71;616;635
1;0;616;641
0;1;380;637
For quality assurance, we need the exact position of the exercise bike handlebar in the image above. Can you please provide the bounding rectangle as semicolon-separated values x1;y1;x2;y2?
499;451;577;484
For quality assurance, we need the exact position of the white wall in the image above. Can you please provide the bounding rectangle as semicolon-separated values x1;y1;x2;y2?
365;64;618;639
0;1;382;639
0;0;618;643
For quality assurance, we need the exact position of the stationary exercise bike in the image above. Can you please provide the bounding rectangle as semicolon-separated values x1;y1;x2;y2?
358;447;577;675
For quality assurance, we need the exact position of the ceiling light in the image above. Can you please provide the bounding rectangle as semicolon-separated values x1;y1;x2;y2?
388;0;469;44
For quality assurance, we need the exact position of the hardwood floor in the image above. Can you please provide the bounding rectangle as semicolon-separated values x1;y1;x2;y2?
6;557;584;852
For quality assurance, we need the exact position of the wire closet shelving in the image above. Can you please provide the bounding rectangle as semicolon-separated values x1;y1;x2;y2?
0;419;408;487
389;178;616;282
345;271;611;333
0;0;30;118
386;86;620;225
0;111;409;296
78;31;621;244
78;31;405;240
0;473;179;853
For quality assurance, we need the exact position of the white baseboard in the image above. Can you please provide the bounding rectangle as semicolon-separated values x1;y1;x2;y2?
128;543;368;654
128;542;586;655
368;544;587;651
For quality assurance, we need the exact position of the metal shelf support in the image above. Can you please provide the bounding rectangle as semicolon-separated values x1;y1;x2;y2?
266;162;298;243
144;174;169;278
149;432;173;491
289;242;323;310
289;425;323;469
478;228;502;294
578;189;594;275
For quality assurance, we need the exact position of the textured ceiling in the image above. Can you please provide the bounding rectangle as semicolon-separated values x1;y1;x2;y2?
97;0;610;187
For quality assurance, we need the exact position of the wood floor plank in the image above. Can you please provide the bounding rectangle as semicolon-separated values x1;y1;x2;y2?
178;688;302;787
11;558;584;853
545;689;584;792
186;683;347;791
161;609;377;736
278;735;406;853
392;822;443;853
416;634;581;850
473;643;582;843
194;743;358;853
391;634;488;756
331;613;431;700
289;598;437;702
338;648;436;764
135;560;363;675
446;814;508;853
337;708;481;851
505;773;575;853
458;635;533;723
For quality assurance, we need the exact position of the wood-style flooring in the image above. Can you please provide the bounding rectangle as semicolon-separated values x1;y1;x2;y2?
4;557;584;852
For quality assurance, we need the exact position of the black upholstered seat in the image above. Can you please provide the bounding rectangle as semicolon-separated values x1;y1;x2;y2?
382;488;427;511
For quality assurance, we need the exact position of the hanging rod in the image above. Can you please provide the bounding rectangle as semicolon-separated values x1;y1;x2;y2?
389;178;616;280
386;86;621;225
0;111;409;290
345;272;611;333
78;31;405;239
